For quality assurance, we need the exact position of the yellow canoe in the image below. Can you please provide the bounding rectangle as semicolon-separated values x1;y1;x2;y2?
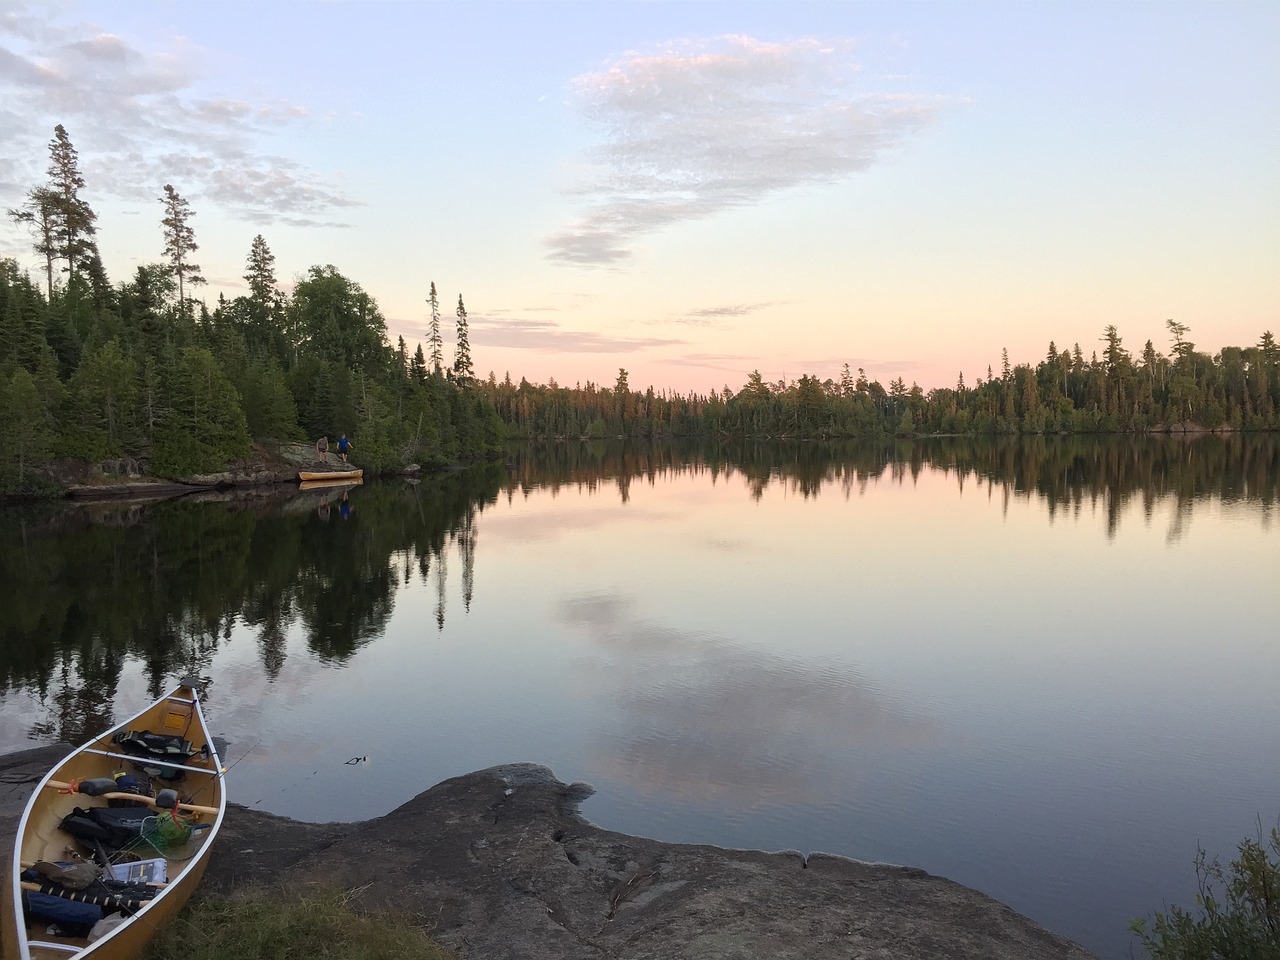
297;469;363;482
2;682;226;960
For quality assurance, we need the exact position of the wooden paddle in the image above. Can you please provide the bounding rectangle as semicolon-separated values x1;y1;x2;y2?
45;780;219;817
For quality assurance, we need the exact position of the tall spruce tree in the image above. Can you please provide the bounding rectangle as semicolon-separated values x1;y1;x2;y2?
453;294;473;382
160;184;205;320
244;234;277;305
410;343;427;383
427;281;443;374
242;234;280;359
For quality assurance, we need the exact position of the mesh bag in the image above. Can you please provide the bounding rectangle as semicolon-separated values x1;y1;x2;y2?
139;812;198;861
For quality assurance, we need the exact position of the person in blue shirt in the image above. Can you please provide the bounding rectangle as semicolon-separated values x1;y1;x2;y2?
337;433;352;462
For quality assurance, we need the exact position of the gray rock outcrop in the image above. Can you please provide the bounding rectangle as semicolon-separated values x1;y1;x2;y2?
2;751;1097;959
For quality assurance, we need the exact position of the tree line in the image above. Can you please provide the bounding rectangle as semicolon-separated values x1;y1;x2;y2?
6;125;1277;499
1;125;502;495
482;323;1278;441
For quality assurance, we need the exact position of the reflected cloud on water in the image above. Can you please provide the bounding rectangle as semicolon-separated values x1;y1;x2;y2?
559;592;943;808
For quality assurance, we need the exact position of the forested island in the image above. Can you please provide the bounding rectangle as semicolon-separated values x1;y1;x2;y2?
2;124;1277;497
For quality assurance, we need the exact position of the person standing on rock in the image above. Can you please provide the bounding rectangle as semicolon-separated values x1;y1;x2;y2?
316;435;329;463
337;433;352;462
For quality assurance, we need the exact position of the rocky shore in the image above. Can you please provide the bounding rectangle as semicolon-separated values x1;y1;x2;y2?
44;440;394;500
2;746;1096;959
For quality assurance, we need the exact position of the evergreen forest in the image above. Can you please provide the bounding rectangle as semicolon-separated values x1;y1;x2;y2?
2;126;503;496
481;326;1279;442
3;125;1278;496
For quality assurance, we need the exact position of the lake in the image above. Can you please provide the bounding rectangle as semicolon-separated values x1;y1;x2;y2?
1;435;1276;959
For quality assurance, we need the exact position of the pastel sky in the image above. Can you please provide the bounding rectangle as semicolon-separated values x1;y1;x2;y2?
2;1;1276;394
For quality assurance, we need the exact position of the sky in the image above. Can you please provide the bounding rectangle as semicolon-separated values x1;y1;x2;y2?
1;1;1277;395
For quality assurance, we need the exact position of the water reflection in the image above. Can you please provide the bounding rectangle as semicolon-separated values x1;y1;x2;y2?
511;433;1277;540
0;467;506;744
560;593;942;806
1;433;1275;748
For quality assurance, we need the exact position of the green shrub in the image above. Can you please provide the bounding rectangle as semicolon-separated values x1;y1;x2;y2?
1132;823;1280;959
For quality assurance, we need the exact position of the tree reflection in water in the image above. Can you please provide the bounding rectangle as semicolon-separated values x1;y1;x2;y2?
1;433;1274;745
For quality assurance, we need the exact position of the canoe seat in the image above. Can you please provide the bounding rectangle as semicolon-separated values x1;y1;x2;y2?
112;730;208;781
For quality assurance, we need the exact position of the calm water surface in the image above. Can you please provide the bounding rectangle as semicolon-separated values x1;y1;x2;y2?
1;436;1277;959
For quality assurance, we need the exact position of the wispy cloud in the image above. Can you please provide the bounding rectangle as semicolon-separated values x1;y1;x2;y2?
652;352;763;376
548;34;951;266
674;301;780;325
0;3;358;224
449;315;687;354
687;302;776;318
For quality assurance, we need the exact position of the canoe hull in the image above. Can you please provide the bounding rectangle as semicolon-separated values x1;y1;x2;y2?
3;684;225;960
297;469;363;482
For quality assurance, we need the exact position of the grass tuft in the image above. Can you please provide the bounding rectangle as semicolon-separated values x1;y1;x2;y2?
143;887;458;960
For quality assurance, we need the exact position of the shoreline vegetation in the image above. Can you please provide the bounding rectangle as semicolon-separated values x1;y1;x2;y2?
3;123;1279;499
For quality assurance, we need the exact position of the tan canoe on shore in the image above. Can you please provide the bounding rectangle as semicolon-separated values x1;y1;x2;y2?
297;468;363;483
2;682;226;960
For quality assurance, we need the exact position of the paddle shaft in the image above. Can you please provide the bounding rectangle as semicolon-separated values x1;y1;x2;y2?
19;880;154;907
21;864;167;889
46;781;218;817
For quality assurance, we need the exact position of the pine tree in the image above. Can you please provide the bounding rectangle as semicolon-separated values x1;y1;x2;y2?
234;235;279;361
7;187;60;300
427;282;443;374
0;263;50;374
1101;325;1130;372
46;124;98;285
151;346;250;475
244;234;277;305
1167;318;1195;366
160;184;205;321
239;358;299;440
453;294;473;383
60;339;139;459
3;368;55;489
